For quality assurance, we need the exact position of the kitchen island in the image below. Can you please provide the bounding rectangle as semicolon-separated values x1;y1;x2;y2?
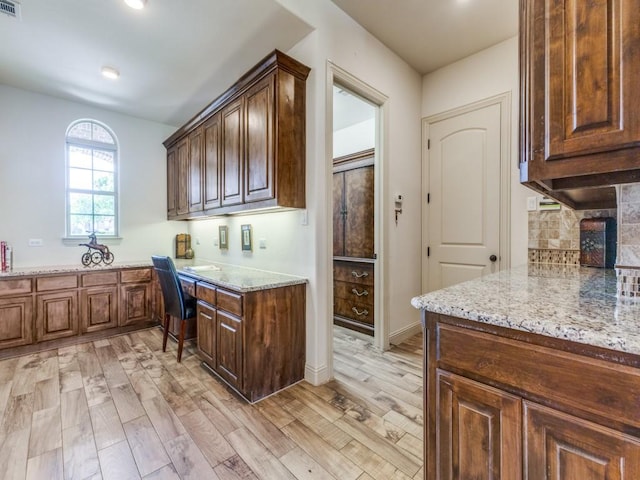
412;264;640;480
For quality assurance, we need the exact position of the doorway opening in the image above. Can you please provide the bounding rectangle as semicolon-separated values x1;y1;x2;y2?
327;63;388;379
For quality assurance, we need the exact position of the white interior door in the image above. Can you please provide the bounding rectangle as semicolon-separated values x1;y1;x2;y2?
426;102;502;291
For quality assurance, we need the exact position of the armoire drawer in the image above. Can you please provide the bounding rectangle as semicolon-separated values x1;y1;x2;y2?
334;280;374;307
334;297;374;325
333;261;374;286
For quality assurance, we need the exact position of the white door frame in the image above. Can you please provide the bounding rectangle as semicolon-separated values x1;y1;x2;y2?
326;61;389;371
421;93;512;293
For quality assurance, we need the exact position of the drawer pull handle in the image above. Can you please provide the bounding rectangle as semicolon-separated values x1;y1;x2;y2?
351;288;369;297
352;307;369;316
351;271;369;278
200;312;213;320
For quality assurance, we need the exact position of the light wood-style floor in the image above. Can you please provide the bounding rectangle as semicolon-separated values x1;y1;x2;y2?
0;325;424;480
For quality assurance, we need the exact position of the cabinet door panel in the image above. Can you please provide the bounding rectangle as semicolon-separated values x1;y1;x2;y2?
437;369;521;480
176;138;190;215
189;128;203;212
245;75;274;203
525;401;640;480
543;0;639;160
197;301;215;365
119;284;150;326
81;287;118;333
222;99;243;206
203;114;221;210
36;291;79;342
167;146;177;218
0;296;33;348
216;310;242;390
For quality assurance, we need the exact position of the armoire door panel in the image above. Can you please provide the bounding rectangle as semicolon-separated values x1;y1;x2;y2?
343;165;374;258
333;172;345;257
176;138;190;215
188;128;203;212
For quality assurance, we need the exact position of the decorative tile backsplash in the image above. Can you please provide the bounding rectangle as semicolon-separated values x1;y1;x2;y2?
617;183;640;267
528;205;616;265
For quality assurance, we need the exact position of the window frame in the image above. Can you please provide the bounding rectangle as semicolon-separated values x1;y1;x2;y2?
64;119;120;239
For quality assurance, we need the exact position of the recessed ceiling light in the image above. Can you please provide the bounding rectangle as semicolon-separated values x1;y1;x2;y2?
101;66;120;80
124;0;146;9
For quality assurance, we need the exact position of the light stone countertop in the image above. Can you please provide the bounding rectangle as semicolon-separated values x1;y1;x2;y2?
411;264;640;356
0;259;307;293
174;260;307;292
0;262;153;277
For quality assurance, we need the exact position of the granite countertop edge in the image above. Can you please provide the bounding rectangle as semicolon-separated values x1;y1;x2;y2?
0;260;308;293
411;264;640;356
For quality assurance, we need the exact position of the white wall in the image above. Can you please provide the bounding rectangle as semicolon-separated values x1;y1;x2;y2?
422;36;530;268
0;84;184;267
333;118;375;158
184;0;422;384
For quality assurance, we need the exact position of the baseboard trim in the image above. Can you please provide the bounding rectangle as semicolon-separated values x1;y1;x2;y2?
389;322;422;346
305;363;331;386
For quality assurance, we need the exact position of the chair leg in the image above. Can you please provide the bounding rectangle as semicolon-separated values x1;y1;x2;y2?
162;313;170;352
177;319;186;363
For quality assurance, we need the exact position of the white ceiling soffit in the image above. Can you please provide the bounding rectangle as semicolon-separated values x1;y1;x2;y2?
0;0;313;126
330;0;518;74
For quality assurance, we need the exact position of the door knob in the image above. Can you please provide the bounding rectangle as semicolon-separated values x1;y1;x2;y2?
489;255;497;262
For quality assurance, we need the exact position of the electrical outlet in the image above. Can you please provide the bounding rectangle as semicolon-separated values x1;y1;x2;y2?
213;238;219;247
527;196;538;211
300;209;308;226
28;238;43;247
259;238;267;249
195;237;201;245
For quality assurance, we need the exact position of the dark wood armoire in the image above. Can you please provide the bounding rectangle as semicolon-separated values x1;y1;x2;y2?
332;149;375;336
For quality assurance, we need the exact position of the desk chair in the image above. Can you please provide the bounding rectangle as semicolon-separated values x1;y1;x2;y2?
151;255;196;362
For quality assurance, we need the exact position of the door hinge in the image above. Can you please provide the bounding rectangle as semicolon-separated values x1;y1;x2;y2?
427;246;430;257
427;139;430;150
427;193;430;204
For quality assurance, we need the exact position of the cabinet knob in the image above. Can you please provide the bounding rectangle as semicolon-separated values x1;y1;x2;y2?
489;255;497;262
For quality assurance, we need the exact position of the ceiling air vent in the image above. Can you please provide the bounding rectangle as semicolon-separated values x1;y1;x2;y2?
0;0;20;19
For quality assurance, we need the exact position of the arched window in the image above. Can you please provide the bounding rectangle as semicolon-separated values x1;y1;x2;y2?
65;120;119;237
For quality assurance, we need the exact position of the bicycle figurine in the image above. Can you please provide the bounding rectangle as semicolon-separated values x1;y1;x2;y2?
79;233;114;266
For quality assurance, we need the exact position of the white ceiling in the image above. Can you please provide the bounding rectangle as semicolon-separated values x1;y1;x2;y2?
0;0;313;126
0;0;518;128
330;0;518;74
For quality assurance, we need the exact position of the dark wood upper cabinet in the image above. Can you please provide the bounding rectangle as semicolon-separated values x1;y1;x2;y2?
166;146;177;218
221;98;244;207
245;75;274;204
520;0;640;209
203;113;221;210
164;50;310;219
176;138;190;216
188;128;203;213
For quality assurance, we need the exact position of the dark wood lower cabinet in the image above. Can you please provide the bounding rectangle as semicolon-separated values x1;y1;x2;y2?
525;402;640;480
0;267;156;357
81;287;118;333
425;312;640;480
0;296;33;348
193;280;306;402
36;291;79;342
216;310;242;390
196;301;215;364
437;370;521;480
119;284;150;326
